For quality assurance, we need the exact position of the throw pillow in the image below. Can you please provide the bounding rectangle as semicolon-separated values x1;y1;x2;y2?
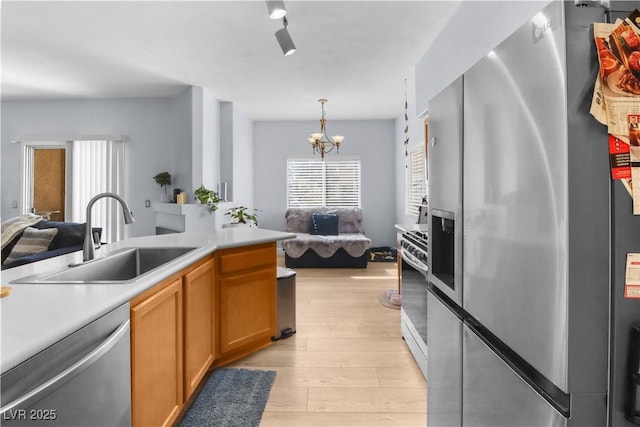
34;221;85;250
3;227;58;265
1;214;43;249
310;213;339;235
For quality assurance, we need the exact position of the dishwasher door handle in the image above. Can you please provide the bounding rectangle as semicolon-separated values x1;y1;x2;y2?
0;319;130;414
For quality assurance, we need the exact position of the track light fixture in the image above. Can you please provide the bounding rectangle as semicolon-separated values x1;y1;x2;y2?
275;16;296;56
266;0;287;19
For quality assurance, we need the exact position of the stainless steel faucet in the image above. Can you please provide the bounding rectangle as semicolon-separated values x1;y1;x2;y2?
83;192;135;261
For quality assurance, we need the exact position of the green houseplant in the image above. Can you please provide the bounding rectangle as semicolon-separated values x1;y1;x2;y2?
225;206;259;226
153;172;172;201
194;185;220;212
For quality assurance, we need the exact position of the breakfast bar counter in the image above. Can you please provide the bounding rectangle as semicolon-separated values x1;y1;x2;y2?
0;228;295;374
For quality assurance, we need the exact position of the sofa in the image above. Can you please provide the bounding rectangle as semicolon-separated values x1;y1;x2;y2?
1;214;102;270
282;207;371;268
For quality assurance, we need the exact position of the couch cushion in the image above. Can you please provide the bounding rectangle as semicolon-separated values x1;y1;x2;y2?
3;227;58;265
286;208;365;234
311;213;339;235
33;221;86;250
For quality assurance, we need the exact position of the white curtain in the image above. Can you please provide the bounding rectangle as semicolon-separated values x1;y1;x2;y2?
70;140;125;243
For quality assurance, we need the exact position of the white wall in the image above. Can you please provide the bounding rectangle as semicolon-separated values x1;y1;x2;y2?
191;87;220;193
253;120;396;247
230;104;254;209
414;0;551;115
168;88;194;196
1;92;192;237
220;102;233;201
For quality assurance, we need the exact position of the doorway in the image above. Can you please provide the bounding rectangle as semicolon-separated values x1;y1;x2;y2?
33;148;66;221
22;142;69;221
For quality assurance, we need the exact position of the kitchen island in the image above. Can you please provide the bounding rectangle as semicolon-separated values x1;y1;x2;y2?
0;227;294;373
1;227;294;426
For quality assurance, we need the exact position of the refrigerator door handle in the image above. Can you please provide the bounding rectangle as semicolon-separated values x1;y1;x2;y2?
626;372;640;425
463;317;570;418
625;325;640;425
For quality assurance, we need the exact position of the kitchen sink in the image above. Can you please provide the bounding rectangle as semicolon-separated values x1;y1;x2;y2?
12;246;199;284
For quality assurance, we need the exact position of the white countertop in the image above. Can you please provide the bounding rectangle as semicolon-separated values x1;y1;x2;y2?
0;228;295;373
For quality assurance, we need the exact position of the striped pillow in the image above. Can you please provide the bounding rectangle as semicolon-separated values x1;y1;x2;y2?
4;227;58;265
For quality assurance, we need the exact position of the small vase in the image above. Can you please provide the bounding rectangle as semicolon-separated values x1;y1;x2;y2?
160;193;169;203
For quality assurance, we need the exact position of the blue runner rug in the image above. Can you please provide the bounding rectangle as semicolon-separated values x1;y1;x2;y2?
179;368;276;427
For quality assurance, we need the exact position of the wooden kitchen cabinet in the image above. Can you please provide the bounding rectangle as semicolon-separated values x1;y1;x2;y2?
130;255;214;427
130;277;184;427
183;258;215;398
215;242;277;365
130;245;277;425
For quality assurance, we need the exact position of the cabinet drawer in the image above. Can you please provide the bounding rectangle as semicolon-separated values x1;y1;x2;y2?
218;243;275;275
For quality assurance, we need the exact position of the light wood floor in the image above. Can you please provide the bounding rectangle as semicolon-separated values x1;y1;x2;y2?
229;256;427;426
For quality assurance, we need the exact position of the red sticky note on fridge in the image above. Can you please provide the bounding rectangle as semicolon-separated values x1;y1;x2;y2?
609;134;631;180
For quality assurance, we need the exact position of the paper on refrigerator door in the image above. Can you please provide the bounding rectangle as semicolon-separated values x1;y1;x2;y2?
631;146;640;214
609;134;631;180
593;18;640;213
625;253;640;298
591;20;640;138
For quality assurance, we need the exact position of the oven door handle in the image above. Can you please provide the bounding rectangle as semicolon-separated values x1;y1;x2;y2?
401;247;428;277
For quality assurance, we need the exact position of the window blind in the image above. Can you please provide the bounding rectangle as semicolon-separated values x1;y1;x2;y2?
407;146;427;218
71;140;125;243
287;157;361;208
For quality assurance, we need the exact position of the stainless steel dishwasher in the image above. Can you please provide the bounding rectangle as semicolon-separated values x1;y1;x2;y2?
1;303;131;426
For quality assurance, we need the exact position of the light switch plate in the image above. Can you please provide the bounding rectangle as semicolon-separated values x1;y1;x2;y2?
145;200;151;208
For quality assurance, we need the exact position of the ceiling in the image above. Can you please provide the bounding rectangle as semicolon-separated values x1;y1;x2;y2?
1;1;459;120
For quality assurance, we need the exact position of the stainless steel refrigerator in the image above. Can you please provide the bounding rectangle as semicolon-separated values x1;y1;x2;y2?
426;1;640;426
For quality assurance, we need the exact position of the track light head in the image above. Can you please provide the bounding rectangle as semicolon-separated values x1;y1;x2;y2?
275;27;296;56
275;17;296;56
266;0;287;19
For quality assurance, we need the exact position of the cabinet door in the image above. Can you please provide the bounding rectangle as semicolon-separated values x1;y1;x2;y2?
131;278;183;427
183;258;215;398
219;268;276;354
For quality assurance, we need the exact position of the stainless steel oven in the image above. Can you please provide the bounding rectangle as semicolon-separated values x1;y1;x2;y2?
400;229;428;379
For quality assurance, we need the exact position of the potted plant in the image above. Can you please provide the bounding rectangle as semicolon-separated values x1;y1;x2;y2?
194;185;220;212
225;206;259;227
153;172;172;202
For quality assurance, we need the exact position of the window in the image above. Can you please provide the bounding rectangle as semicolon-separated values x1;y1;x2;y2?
287;156;361;208
406;145;427;218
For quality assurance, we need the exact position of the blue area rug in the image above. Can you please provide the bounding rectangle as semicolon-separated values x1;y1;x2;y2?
179;368;276;427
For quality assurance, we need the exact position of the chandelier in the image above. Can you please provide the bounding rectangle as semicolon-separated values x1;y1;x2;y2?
308;99;344;160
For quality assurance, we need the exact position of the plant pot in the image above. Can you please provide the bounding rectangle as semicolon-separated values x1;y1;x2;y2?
222;223;254;229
